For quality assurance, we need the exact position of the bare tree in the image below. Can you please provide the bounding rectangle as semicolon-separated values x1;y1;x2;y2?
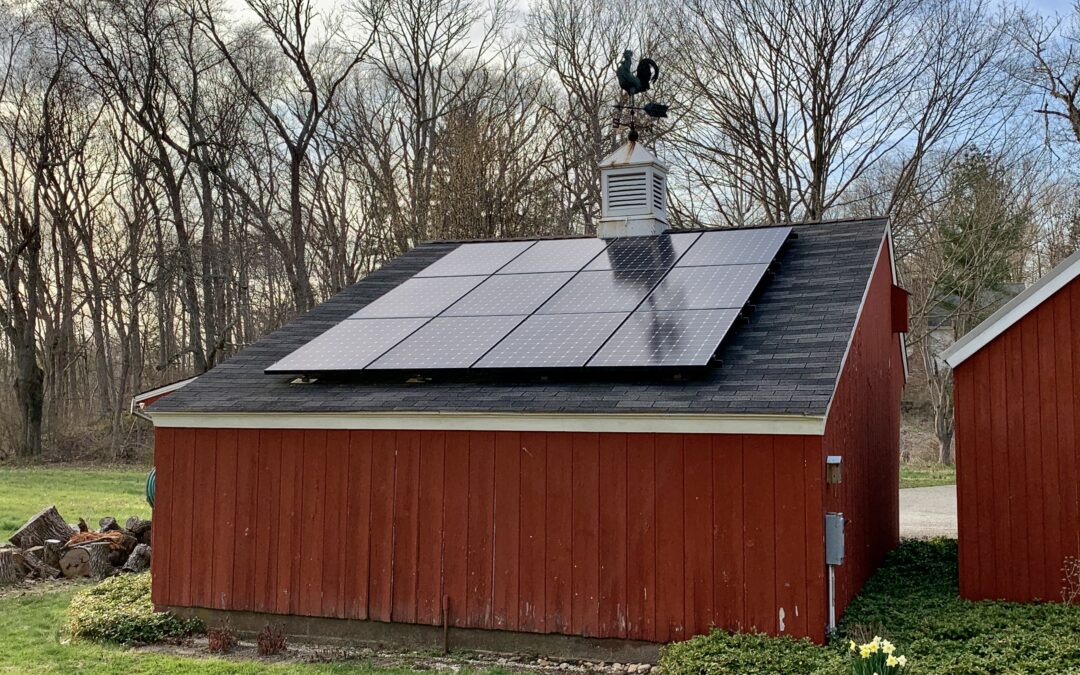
1014;3;1080;146
197;0;379;311
666;0;1014;227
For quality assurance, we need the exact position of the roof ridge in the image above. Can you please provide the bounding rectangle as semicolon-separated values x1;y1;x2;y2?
419;216;889;245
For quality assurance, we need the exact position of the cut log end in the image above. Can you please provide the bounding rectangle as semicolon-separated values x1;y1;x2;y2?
9;506;75;549
59;547;90;579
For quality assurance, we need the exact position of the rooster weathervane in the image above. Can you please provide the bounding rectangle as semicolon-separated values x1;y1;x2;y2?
613;50;669;142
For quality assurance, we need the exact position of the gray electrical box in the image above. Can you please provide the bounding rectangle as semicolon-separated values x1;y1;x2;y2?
825;512;845;565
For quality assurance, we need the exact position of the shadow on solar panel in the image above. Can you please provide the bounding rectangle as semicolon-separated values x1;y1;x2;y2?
584;232;699;270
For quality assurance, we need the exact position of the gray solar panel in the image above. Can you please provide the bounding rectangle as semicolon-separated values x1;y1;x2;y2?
676;227;791;267
536;268;667;315
642;264;770;311
351;275;486;318
587;309;742;367
415;241;534;277
368;315;526;369
264;318;428;373
474;312;628;368
584;232;700;271
442;272;573;316
497;238;608;274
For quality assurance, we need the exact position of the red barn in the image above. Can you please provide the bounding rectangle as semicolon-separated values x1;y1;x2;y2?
143;144;906;660
943;248;1080;603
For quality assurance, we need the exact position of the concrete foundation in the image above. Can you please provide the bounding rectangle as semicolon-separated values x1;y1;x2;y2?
163;606;662;664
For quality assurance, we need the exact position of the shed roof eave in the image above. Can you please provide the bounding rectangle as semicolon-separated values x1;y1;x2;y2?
149;410;827;436
942;247;1080;368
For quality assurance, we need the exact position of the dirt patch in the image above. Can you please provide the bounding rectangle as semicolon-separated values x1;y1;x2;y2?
135;638;660;674
0;576;92;601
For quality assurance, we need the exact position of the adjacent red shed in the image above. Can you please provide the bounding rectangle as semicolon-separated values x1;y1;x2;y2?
944;249;1080;603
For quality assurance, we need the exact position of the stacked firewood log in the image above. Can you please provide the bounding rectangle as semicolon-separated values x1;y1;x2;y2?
0;505;152;586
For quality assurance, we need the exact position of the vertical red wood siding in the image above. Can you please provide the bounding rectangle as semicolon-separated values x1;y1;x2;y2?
953;277;1080;602
154;428;830;643
822;241;905;618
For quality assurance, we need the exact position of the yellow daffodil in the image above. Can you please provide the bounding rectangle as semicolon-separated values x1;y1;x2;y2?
883;640;895;655
887;655;899;667
860;645;873;659
868;641;880;653
849;640;857;652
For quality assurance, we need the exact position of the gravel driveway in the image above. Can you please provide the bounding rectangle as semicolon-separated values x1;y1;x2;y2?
899;485;957;538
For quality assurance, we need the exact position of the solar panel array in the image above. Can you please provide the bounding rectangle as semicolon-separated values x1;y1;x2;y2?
266;227;793;374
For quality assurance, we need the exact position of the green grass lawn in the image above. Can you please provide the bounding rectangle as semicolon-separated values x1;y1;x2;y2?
0;465;152;540
899;463;956;489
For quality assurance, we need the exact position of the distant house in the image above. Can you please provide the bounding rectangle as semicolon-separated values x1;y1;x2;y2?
943;248;1080;602
140;143;908;659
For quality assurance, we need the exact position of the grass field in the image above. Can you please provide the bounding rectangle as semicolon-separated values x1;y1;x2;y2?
899;462;956;489
0;465;151;540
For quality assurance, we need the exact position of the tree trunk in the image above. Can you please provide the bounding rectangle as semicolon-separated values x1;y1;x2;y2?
0;548;28;585
59;547;90;579
121;544;151;574
19;548;60;579
42;539;63;569
85;542;118;578
61;542;117;580
9;506;74;549
289;155;315;312
13;344;44;459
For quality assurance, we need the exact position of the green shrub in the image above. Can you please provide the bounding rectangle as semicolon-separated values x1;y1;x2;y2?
68;573;203;645
659;630;846;675
833;538;1080;674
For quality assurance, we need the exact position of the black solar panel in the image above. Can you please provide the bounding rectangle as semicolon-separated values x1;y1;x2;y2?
368;315;526;369
415;241;534;277
536;268;667;315
442;272;573;316
643;264;771;311
588;309;742;367
584;232;700;271
475;312;629;368
271;228;790;374
677;227;792;267
265;318;428;373
351;275;486;318
497;238;608;274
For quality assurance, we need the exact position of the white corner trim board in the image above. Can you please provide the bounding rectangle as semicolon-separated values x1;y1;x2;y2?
942;247;1080;368
149;410;827;436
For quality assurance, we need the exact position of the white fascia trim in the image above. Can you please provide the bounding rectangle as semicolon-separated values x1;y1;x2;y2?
150;411;827;436
130;377;199;413
942;247;1080;368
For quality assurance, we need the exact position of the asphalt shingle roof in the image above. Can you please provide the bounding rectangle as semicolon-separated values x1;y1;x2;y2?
152;218;888;417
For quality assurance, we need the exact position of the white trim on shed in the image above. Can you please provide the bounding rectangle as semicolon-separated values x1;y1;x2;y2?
150;410;827;436
942;247;1080;368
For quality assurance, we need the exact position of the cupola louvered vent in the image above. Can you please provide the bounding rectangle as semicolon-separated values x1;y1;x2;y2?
598;142;669;239
606;172;649;210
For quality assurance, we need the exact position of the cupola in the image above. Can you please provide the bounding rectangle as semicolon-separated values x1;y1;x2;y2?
597;141;669;238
